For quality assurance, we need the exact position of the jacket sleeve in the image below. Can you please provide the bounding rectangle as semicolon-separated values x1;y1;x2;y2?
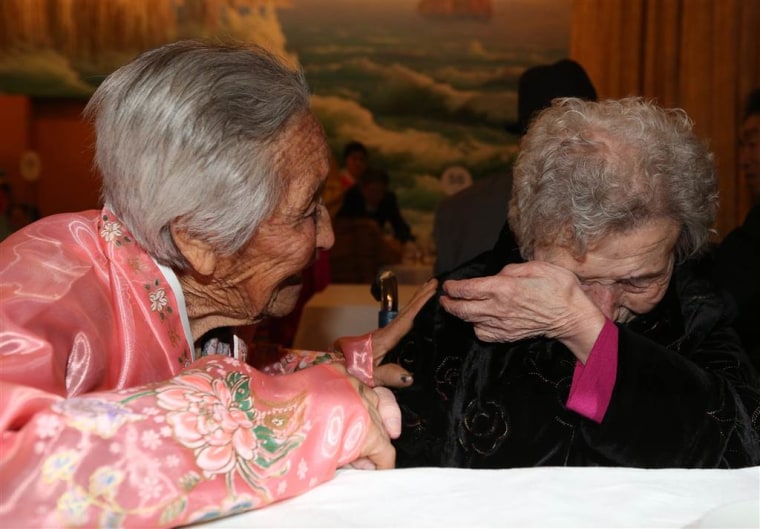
251;343;342;373
250;342;374;386
0;356;370;528
566;318;619;423
580;321;760;467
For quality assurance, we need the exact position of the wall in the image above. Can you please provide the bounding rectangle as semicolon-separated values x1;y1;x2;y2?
0;96;31;204
2;0;756;236
0;97;98;216
570;0;760;238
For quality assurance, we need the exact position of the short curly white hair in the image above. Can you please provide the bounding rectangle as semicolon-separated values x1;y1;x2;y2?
508;97;718;262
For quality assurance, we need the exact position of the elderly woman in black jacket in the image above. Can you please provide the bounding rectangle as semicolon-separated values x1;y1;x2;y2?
385;97;760;468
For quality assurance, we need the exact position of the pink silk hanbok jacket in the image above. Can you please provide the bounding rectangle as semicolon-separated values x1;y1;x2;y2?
0;209;374;528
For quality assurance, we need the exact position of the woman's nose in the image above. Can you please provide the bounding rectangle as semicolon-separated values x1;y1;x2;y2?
317;205;335;250
586;283;621;320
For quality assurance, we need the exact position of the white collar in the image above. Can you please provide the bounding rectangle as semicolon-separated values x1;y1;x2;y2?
152;259;195;356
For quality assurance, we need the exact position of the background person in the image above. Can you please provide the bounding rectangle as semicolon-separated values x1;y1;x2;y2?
712;88;760;368
433;58;598;275
0;40;433;528
337;166;415;245
383;97;760;469
339;140;369;190
330;167;414;282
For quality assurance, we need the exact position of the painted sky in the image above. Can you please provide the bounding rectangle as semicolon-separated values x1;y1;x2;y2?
0;0;571;242
280;0;570;50
276;0;571;242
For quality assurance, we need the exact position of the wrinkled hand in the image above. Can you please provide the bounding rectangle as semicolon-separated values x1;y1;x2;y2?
346;379;400;470
440;262;604;361
371;278;438;387
333;279;437;387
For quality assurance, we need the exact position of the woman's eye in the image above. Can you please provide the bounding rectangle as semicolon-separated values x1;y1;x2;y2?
304;206;320;222
622;281;647;292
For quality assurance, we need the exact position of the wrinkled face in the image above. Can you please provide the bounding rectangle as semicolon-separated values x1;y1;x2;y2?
212;112;334;320
739;114;760;203
534;219;680;323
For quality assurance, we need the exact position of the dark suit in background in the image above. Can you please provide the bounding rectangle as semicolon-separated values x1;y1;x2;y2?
337;184;414;243
433;59;598;275
433;171;513;275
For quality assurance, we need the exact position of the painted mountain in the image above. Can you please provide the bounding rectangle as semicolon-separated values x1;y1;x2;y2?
0;0;295;96
418;0;493;20
0;0;571;245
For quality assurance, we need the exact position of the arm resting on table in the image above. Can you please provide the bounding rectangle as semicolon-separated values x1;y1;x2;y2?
0;357;370;528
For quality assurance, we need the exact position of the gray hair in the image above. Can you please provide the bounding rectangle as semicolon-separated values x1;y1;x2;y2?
85;40;311;269
508;97;718;262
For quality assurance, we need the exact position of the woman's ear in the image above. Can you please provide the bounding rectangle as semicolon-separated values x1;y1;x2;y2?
170;223;217;276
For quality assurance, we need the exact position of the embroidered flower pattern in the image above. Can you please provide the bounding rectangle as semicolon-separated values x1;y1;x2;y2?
89;467;124;501
259;349;336;376
100;209;189;367
462;398;509;456
35;413;63;439
52;399;143;438
149;288;168;312
297;458;308;479
187;494;258;525
141;429;162;450
100;221;123;243
57;486;91;525
99;215;131;247
42;450;82;483
45;455;171;526
137;475;164;501
144;278;177;334
155;362;307;492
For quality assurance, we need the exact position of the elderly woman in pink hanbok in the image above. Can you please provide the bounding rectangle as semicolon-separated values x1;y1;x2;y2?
0;40;435;528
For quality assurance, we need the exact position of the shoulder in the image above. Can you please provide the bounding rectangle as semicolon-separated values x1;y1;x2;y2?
337;186;363;213
438;175;511;211
1;210;101;253
739;205;760;243
717;224;760;264
674;259;737;331
380;191;400;206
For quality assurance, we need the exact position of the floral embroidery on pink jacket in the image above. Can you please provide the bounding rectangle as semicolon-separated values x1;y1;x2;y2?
0;209;373;528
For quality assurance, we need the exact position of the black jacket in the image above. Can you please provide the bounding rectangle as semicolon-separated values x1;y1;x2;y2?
713;205;760;369
384;224;760;468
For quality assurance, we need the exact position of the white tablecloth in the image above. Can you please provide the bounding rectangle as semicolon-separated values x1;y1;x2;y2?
195;466;759;528
293;283;421;351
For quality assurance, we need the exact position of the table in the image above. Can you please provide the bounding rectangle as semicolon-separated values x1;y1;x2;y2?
195;465;759;528
292;283;421;351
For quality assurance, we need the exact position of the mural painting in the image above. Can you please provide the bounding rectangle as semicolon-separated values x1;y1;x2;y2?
0;0;571;246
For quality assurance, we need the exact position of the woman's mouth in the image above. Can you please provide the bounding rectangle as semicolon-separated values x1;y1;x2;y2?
280;274;303;287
